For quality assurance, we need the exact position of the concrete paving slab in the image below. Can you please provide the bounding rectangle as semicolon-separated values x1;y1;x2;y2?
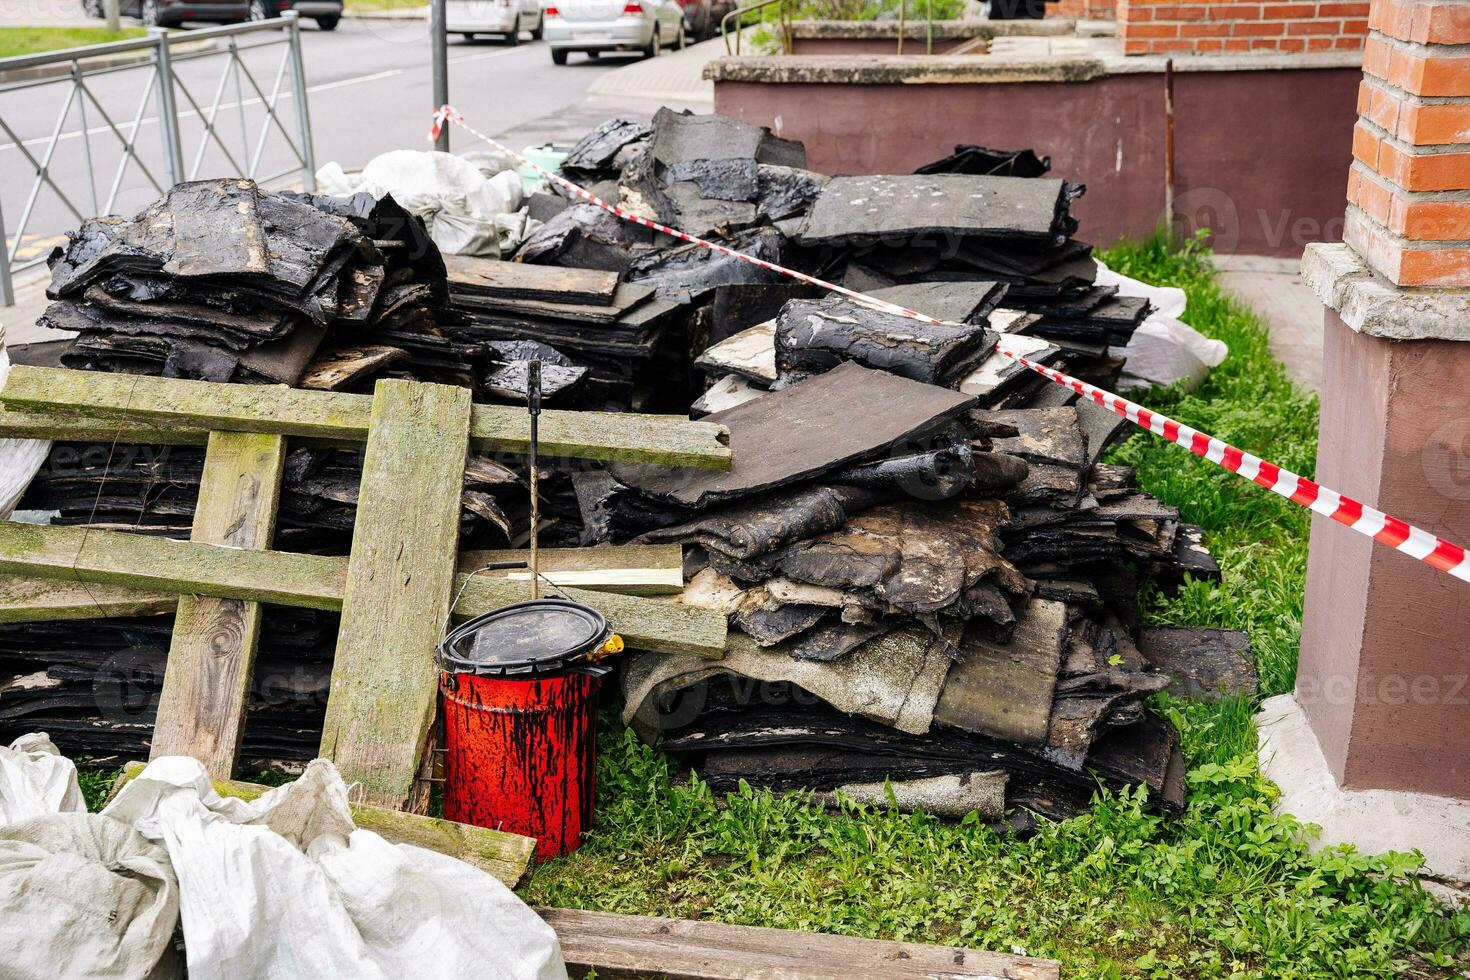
1213;252;1323;394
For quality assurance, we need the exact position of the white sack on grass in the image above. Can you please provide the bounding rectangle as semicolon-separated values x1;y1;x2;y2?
1095;259;1228;369
317;150;524;258
0;735;180;979
0;339;54;519
0;812;183;980
103;756;567;980
0;733;85;825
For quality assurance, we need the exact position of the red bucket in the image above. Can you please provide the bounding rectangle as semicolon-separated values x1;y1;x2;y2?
437;599;616;861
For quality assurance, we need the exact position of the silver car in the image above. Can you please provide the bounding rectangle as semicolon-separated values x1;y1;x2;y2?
543;0;686;64
448;0;545;44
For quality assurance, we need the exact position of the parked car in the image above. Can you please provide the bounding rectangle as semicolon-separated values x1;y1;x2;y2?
84;0;247;28
447;0;545;44
673;0;710;40
249;0;343;30
706;0;734;31
543;0;686;64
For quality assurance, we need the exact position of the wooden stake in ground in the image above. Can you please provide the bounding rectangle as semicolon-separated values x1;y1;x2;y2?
151;431;286;776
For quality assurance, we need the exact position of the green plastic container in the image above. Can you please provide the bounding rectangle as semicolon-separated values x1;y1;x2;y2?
520;143;573;194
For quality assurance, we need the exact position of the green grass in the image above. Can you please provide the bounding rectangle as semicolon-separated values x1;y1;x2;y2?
0;27;147;59
518;235;1470;978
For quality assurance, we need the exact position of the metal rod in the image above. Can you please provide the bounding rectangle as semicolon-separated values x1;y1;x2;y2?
0;194;14;307
527;360;542;601
897;0;906;54
1164;57;1176;244
152;28;185;188
431;0;449;152
283;13;316;189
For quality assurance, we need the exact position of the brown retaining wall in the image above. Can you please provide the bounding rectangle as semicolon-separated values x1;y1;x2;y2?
714;66;1360;256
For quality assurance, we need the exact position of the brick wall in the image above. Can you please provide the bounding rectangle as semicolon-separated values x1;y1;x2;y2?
1347;0;1470;284
1119;0;1370;54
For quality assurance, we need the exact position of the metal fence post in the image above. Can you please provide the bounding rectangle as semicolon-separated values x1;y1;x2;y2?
0;195;14;307
431;0;448;152
151;28;185;189
282;13;316;192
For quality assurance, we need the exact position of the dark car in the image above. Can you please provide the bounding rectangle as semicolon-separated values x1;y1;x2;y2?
84;0;247;27
673;0;710;39
82;0;339;29
249;0;343;30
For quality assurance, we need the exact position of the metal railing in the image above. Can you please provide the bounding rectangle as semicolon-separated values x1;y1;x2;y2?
0;14;317;306
721;0;792;54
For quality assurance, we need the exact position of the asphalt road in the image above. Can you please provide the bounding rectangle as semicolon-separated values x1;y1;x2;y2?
0;16;634;268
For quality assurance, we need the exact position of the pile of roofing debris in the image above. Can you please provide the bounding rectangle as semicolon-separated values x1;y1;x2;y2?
0;109;1255;825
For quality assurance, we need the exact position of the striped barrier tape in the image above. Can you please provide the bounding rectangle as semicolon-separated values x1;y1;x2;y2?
431;105;1470;584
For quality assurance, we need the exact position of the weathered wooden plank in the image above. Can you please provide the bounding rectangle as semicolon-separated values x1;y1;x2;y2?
151;431;286;777
0;574;177;622
299;344;408;391
443;254;619;304
0;521;345;608
0;543;683;620
109;763;536;886
459;543;684;596
319;380;473;809
0;366;731;468
0;522;726;656
537;909;1060;980
0;402;209;446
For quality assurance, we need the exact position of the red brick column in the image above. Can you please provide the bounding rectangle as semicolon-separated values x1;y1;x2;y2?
1119;0;1369;54
1296;0;1470;801
1347;3;1470;283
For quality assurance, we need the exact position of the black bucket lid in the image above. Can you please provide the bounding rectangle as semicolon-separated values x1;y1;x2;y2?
438;598;611;677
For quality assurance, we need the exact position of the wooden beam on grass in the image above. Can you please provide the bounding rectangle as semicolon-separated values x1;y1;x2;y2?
537;908;1061;980
0;366;732;468
108;763;536;886
318;379;474;809
0;523;725;656
150;430;286;777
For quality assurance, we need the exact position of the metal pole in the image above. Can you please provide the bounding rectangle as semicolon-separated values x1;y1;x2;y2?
282;13;317;191
1164;57;1176;244
897;0;905;54
527;360;542;600
431;0;449;152
0;196;14;307
151;28;185;188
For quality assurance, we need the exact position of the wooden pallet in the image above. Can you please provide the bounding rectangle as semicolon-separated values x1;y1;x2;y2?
0;369;730;809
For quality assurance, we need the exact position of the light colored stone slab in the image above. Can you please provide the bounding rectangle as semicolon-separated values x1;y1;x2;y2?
1258;693;1470;885
1302;242;1470;342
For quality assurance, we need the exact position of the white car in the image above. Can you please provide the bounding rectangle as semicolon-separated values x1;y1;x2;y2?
447;0;545;44
543;0;686;64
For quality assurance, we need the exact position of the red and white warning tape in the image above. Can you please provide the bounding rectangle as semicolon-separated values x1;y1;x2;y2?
431;105;1470;584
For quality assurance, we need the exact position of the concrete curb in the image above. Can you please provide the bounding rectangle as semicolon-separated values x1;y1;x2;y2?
0;37;218;84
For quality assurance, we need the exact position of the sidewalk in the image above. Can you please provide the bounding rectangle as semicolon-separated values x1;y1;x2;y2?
585;36;722;104
1212;253;1324;394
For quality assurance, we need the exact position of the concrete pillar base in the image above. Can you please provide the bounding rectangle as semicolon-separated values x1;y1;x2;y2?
1257;693;1470;885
